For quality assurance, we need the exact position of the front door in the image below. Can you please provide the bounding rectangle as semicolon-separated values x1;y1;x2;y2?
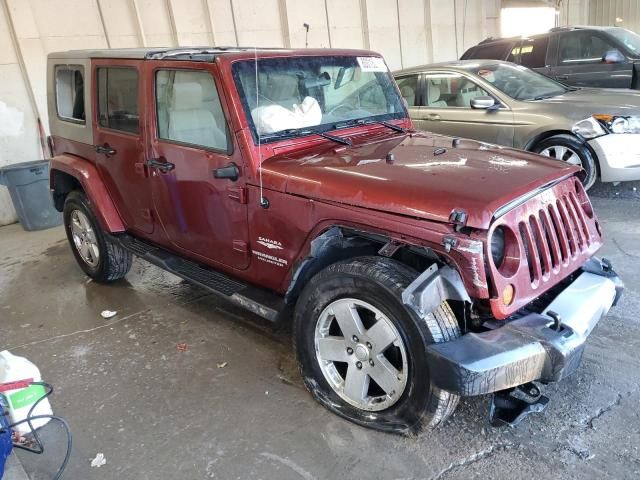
412;72;515;147
144;63;249;269
93;60;154;234
550;30;633;88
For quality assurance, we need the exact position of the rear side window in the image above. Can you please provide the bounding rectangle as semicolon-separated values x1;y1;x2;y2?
519;37;549;68
97;67;139;134
469;43;511;60
55;66;85;123
155;69;229;151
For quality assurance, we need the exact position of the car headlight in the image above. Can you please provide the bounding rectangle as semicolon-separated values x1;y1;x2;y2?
599;115;640;134
491;226;505;267
573;115;640;138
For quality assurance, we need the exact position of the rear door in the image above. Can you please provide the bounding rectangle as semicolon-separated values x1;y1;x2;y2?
516;36;552;77
411;71;515;146
550;30;633;88
93;60;154;234
145;61;249;269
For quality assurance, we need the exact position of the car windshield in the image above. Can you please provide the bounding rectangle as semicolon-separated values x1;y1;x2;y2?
607;28;640;56
232;55;406;143
473;63;568;101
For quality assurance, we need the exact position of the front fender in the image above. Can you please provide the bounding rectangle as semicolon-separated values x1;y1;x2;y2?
50;155;125;233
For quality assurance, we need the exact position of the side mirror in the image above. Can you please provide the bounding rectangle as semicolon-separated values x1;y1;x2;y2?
470;96;497;110
602;49;626;64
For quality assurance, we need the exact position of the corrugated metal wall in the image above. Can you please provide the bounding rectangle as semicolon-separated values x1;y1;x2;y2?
560;0;640;32
588;0;640;32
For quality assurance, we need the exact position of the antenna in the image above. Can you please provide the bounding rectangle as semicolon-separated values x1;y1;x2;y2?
254;46;268;209
303;23;310;48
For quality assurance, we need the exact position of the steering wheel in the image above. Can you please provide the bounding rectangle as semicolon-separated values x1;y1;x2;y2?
511;85;529;100
327;103;356;115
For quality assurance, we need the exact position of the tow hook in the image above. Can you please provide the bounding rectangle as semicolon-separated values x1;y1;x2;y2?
489;382;549;427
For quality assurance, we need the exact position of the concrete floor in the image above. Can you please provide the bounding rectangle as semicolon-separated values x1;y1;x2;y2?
1;193;640;480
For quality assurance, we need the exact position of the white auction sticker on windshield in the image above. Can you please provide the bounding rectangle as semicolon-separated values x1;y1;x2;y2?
357;57;387;72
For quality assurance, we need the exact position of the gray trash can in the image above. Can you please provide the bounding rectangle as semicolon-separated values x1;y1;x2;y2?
0;160;62;231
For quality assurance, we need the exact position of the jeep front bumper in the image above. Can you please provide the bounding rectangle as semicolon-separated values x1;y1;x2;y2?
426;261;624;396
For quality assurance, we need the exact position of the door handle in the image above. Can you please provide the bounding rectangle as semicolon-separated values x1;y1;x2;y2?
146;158;175;173
95;144;116;156
425;113;441;121
213;162;239;181
556;75;569;80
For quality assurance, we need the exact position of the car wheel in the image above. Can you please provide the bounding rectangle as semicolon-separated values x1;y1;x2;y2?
533;134;597;190
63;190;132;282
293;256;461;434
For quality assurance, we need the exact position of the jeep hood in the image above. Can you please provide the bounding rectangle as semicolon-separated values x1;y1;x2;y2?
260;132;579;229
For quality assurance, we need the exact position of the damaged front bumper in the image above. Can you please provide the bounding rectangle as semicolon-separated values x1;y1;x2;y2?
426;258;624;397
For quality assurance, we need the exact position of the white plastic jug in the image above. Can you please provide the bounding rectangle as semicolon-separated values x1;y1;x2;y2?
0;351;52;433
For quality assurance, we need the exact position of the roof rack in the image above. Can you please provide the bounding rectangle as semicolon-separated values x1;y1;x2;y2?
478;36;497;45
549;25;590;32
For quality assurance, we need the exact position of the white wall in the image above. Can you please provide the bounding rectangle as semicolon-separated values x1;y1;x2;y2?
559;0;640;32
0;0;500;225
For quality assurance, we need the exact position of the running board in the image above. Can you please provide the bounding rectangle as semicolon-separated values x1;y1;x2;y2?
115;234;285;322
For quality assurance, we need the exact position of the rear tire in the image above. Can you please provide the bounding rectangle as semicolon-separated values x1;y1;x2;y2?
293;256;461;434
532;134;597;190
63;190;132;282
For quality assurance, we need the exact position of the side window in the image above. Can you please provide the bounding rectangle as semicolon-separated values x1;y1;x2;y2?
395;75;419;106
559;32;615;64
155;70;229;152
519;37;549;68
55;66;85;122
425;74;490;108
97;67;139;134
473;43;510;60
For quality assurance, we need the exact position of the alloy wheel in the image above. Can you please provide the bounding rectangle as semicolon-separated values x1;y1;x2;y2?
314;298;408;411
70;209;100;268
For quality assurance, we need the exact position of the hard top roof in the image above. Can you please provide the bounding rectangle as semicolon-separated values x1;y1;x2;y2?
394;59;506;75
475;25;622;46
47;46;380;62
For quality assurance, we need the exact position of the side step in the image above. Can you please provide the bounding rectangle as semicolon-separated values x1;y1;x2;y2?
115;234;285;322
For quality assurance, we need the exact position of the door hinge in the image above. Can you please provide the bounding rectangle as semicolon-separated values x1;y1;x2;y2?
442;236;457;252
227;186;247;204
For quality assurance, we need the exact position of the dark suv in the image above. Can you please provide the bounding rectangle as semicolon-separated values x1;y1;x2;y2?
461;26;640;89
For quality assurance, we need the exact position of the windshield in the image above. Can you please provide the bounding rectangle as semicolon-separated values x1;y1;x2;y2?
232;55;406;142
473;63;568;101
607;28;640;56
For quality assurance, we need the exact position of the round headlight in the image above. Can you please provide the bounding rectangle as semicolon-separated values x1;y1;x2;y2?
491;227;506;267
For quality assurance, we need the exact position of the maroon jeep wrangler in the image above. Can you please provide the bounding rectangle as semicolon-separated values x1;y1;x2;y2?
47;47;623;433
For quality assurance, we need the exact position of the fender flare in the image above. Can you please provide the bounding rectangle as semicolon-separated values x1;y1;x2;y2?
402;263;471;318
50;155;125;232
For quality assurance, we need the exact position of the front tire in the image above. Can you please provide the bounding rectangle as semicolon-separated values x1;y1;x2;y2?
293;256;460;434
533;134;598;190
63;190;132;282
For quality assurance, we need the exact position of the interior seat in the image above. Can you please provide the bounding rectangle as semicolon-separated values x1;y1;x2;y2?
455;80;485;107
400;85;416;107
426;79;447;107
168;82;226;149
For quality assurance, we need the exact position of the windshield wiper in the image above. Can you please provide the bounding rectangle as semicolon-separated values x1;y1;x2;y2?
261;128;352;146
355;118;407;133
